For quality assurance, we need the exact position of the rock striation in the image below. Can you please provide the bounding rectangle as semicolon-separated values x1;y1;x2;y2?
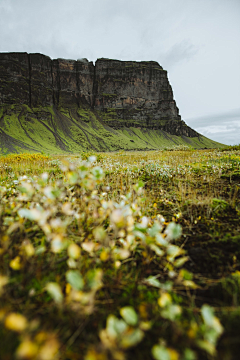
0;52;198;137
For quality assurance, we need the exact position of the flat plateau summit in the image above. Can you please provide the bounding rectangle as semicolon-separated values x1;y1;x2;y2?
0;52;223;153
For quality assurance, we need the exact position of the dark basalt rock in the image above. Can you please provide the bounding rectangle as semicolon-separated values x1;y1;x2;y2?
0;52;198;137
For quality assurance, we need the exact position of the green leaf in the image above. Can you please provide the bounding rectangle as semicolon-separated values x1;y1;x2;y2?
92;167;104;180
87;269;103;290
67;172;79;185
174;256;189;268
35;246;46;255
120;328;144;348
152;344;170;360
120;306;138;326
51;236;66;253
197;340;216;355
18;209;35;221
155;234;168;247
106;315;118;339
167;245;182;261
148;222;162;237
180;269;193;280
150;244;164;257
66;270;84;290
165;222;182;240
183;349;196;360
201;305;223;335
144;276;162;288
45;282;63;304
134;180;144;191
106;315;127;339
201;305;215;327
93;226;106;241
161;304;181;321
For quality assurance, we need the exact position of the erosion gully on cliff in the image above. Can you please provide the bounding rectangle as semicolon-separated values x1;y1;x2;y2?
0;52;223;154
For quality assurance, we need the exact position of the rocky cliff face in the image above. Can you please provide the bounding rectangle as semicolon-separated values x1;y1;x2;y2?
0;52;198;137
0;53;94;108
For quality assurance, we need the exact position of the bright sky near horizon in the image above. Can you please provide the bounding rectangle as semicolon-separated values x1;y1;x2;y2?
0;0;239;144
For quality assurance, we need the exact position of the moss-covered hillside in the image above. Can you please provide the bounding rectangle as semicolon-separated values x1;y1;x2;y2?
0;105;224;154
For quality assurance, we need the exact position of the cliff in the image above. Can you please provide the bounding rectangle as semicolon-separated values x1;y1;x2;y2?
0;52;223;154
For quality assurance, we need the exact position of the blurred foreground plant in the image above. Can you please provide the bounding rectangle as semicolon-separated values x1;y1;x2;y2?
0;156;223;359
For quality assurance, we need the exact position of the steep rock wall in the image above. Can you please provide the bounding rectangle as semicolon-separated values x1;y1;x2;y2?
0;52;95;108
0;52;198;137
94;59;179;123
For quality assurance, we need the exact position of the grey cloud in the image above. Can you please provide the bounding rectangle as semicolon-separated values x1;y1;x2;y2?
0;0;240;145
186;109;240;127
195;126;240;145
162;40;198;69
186;109;240;145
0;0;11;12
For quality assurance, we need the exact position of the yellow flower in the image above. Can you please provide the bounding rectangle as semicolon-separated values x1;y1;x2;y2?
16;340;38;359
158;293;172;307
5;313;28;332
10;256;22;270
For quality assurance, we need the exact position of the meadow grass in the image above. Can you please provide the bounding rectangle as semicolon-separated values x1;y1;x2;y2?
0;149;239;360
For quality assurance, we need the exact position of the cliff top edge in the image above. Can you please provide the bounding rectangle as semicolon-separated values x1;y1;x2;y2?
0;52;163;68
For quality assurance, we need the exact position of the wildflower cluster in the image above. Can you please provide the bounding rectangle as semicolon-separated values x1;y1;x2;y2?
163;145;193;151
0;153;49;165
96;150;240;186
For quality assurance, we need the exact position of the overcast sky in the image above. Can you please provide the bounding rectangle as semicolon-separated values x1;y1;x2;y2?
0;0;239;144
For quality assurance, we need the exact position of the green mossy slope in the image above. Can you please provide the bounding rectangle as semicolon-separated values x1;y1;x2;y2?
0;105;224;154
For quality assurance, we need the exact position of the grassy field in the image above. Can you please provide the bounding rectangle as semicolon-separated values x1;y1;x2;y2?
0;148;240;360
